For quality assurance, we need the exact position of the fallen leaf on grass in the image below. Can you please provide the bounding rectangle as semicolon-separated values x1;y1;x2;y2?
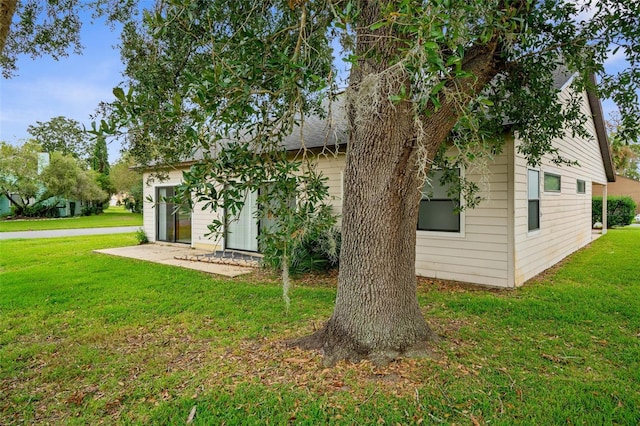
186;405;197;424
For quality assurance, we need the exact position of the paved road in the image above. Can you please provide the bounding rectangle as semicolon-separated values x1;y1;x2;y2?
0;226;141;240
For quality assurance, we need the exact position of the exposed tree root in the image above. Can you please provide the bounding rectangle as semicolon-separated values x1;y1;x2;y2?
289;321;440;367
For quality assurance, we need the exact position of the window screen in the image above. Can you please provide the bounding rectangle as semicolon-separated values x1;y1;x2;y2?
528;170;540;231
544;173;561;192
418;168;460;232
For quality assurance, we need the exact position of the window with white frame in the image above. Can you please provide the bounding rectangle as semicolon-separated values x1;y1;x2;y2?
528;169;540;231
418;168;460;233
544;172;561;192
577;179;586;194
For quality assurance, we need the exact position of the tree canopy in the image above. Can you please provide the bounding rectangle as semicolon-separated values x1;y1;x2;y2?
40;152;107;202
110;155;143;212
0;0;137;78
607;115;640;180
0;140;42;212
0;140;107;216
27;116;93;160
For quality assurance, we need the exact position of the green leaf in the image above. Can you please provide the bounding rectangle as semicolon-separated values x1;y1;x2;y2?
113;87;125;102
370;21;387;31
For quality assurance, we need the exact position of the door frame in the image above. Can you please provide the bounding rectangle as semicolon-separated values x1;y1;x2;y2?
156;186;192;244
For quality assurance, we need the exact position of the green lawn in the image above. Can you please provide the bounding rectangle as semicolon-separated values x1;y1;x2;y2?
0;206;142;232
1;229;639;425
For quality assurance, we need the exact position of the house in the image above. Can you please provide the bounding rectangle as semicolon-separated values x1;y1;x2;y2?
0;152;84;217
0;194;11;216
141;72;615;288
593;174;640;213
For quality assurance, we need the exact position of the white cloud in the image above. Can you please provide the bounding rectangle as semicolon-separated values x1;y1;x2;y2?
604;48;628;71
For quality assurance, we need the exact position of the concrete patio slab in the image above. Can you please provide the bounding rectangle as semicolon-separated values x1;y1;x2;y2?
94;244;255;278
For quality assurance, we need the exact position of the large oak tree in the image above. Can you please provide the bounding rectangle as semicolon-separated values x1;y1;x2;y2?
103;0;639;366
6;0;638;365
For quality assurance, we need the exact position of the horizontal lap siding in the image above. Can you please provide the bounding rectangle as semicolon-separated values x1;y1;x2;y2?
311;154;345;221
415;151;510;287
514;88;607;285
317;152;511;286
192;198;223;250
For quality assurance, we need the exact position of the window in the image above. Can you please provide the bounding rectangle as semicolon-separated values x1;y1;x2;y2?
577;179;586;194
528;169;540;231
544;172;561;192
418;168;460;232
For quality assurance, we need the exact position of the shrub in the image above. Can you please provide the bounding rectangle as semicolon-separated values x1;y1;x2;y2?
16;203;60;218
592;196;636;228
81;205;97;216
290;225;341;274
260;206;341;275
80;202;107;216
135;228;149;244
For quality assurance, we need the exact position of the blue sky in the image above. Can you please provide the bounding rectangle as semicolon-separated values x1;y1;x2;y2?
0;15;631;165
0;18;125;162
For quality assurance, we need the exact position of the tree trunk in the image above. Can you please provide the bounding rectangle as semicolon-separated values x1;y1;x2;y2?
294;1;502;366
0;0;18;54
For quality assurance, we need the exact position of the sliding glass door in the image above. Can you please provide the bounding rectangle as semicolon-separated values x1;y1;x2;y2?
156;186;191;244
225;189;259;252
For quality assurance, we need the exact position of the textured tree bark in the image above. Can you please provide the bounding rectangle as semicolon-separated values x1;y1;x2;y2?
294;0;503;366
0;0;17;54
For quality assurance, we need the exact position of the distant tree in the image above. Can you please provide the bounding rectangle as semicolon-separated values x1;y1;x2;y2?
40;152;107;203
90;136;109;174
110;155;142;212
90;135;114;195
0;140;42;215
27;116;91;160
607;116;640;180
610;136;640;180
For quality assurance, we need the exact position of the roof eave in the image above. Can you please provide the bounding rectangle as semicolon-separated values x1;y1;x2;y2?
586;73;616;183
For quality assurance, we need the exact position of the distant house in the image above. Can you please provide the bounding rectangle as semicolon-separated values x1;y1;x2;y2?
593;174;640;213
1;153;84;217
141;72;615;288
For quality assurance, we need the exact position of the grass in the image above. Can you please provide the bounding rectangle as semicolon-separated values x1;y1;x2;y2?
1;228;639;424
0;206;142;232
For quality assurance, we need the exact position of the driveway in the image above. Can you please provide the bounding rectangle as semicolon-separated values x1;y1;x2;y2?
0;226;141;240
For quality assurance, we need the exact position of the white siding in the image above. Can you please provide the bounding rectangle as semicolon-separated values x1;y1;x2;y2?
513;88;607;286
415;150;511;287
192;197;224;250
311;153;345;220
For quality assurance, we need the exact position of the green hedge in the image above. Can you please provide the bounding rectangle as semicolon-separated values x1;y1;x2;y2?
592;196;637;228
